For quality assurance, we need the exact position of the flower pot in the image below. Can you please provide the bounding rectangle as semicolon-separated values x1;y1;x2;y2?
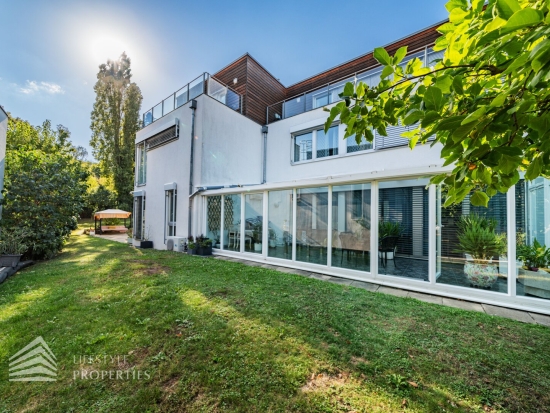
197;245;212;256
269;240;276;248
127;237;133;244
187;248;196;255
139;241;153;249
464;262;498;288
254;243;262;252
0;254;22;268
89;231;95;236
520;268;550;299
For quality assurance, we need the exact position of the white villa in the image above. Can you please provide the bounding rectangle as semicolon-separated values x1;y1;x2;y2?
133;22;550;315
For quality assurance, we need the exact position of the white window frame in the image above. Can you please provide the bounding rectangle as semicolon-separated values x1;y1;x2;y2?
136;142;147;186
165;188;177;241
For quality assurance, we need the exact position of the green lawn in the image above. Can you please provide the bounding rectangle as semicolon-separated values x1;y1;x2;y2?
1;233;550;412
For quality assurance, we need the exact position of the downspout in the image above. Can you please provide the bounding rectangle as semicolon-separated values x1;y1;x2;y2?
188;99;197;238
261;125;268;184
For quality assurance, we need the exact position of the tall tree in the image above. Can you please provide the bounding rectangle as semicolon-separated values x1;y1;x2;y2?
90;52;142;211
326;0;550;207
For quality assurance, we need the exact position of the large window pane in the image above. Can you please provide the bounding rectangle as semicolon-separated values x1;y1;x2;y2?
223;194;241;252
379;179;430;281
332;184;371;272
436;189;508;292
296;187;329;265
268;190;293;260
347;133;373;153
316;126;338;158
245;193;263;254
517;178;550;300
206;196;221;248
294;132;312;162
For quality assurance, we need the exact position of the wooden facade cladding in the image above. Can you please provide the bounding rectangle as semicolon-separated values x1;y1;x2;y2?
285;24;442;98
213;54;286;125
212;23;442;125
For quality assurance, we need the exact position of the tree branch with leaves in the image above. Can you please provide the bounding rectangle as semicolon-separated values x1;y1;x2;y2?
326;0;550;207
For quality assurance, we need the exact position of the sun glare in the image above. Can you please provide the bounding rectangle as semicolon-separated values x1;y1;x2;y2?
90;34;129;63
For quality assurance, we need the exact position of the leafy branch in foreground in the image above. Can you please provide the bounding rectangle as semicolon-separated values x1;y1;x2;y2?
326;0;550;207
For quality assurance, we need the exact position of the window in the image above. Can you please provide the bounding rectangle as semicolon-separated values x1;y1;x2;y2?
293;126;338;163
134;194;146;240
294;131;313;162
316;126;338;158
165;189;177;238
347;133;373;153
136;143;146;185
268;190;293;260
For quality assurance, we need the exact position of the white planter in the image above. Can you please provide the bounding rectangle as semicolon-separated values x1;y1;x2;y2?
89;231;95;236
464;262;499;288
269;240;276;248
254;243;262;252
127;237;133;244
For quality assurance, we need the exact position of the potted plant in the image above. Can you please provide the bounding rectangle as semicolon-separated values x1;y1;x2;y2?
378;221;402;260
0;228;29;268
252;222;262;252
517;240;550;298
127;228;133;244
186;236;196;255
268;228;277;248
196;234;212;256
456;215;501;288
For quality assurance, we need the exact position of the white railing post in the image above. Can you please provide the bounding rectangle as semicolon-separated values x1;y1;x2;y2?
371;181;379;277
507;184;517;296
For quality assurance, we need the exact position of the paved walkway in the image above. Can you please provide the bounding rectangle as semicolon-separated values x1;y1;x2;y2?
214;255;550;327
91;233;128;244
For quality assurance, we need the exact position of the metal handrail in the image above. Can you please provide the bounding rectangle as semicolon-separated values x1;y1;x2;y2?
141;72;242;129
266;45;440;124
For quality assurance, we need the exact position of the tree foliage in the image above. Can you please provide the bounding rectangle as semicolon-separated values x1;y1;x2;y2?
3;118;88;259
90;52;142;211
326;0;550;207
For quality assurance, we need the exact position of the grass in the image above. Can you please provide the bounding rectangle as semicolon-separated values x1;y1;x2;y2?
1;231;550;412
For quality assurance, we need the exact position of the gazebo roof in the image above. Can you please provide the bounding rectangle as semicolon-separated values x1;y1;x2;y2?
94;209;131;219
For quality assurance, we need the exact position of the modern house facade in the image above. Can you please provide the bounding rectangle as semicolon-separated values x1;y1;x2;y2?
133;22;550;315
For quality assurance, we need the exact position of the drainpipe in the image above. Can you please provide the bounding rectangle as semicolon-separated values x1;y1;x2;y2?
261;125;268;184
188;99;197;238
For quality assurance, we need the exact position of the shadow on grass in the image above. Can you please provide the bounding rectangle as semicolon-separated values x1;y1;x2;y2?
1;234;550;412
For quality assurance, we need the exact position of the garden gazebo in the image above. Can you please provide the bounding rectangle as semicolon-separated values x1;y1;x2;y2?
94;209;131;234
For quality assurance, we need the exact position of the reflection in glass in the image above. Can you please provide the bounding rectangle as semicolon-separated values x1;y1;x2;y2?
223;194;241;252
332;184;371;272
316;126;338;158
206;196;221;248
268;190;293;260
379;179;430;281
245;193;263;254
517;179;550;300
294;132;312;162
296;187;329;265
436;189;508;292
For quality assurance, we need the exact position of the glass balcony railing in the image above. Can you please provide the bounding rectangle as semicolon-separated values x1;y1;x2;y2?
142;73;242;128
266;47;444;124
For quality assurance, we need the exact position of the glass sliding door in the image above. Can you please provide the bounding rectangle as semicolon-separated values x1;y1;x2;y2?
296;187;329;265
245;193;263;254
517;178;550;300
332;183;371;272
206;196;221;248
436;189;508;292
223;194;241;252
378;179;430;281
268;190;293;260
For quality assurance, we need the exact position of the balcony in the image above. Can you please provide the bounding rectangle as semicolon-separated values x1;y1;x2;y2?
141;73;242;128
266;47;444;124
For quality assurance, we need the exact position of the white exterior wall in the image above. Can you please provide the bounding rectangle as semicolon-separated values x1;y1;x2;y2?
134;95;262;249
265;106;445;184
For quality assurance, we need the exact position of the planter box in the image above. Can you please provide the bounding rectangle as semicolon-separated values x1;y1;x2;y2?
187;248;196;255
0;254;22;268
519;268;550;299
196;246;212;256
133;240;153;249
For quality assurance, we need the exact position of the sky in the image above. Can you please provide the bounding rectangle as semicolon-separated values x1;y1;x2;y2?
0;0;448;160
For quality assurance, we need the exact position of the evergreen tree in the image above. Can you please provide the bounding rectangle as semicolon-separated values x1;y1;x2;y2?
90;52;142;211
